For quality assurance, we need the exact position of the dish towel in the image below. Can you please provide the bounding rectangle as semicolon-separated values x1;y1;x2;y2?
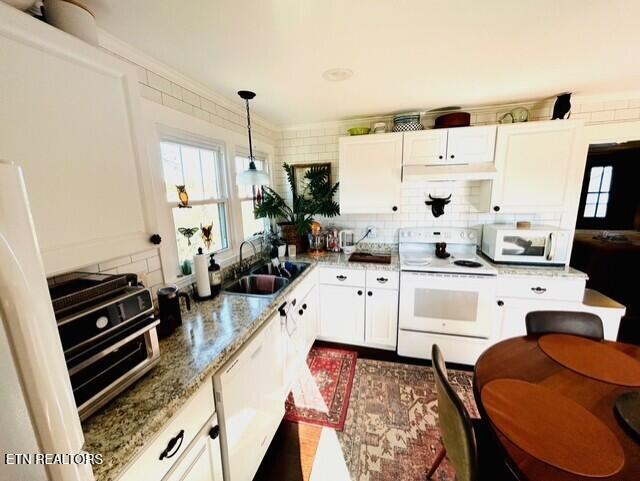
255;274;276;293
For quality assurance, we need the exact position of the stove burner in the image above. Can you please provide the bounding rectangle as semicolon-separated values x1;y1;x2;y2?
453;260;483;268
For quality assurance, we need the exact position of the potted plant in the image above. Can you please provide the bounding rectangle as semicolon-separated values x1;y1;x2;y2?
254;163;339;253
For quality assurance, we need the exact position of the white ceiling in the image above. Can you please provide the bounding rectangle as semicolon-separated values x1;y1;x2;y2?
85;0;640;126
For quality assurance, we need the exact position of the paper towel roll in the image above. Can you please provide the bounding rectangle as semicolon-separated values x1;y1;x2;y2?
194;252;211;297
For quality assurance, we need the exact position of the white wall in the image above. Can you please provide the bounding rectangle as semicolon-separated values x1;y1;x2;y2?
49;31;278;289
272;94;640;244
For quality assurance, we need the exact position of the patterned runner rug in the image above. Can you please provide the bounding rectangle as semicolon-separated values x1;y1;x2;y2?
285;347;358;430
336;358;479;481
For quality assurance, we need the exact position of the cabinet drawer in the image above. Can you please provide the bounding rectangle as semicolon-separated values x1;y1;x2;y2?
365;270;399;290
118;381;215;481
497;277;585;302
319;267;365;287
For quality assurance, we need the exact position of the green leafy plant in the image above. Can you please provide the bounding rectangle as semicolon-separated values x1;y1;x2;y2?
254;163;339;234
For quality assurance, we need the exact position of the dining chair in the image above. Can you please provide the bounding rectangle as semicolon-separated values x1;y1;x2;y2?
525;311;604;340
428;344;517;481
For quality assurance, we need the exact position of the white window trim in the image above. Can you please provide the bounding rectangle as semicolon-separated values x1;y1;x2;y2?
141;100;275;284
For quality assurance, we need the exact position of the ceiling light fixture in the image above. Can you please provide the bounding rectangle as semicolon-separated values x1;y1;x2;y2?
322;68;354;82
237;90;270;187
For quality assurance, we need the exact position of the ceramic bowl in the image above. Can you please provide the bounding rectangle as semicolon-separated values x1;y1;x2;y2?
348;127;371;136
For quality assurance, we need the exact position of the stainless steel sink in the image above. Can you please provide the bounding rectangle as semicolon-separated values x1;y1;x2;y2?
223;275;290;297
223;261;310;298
250;261;310;278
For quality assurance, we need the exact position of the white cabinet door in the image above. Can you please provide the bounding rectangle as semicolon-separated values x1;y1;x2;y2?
319;284;365;343
298;285;319;354
164;417;223;481
339;133;403;214
364;288;398;349
402;130;448;165
491;120;586;214
446;125;497;165
0;11;156;274
214;314;284;481
282;304;306;395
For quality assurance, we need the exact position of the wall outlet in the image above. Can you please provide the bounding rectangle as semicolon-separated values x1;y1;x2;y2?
366;226;377;239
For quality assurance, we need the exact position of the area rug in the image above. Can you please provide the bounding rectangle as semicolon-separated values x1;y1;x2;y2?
337;358;479;481
285;347;358;430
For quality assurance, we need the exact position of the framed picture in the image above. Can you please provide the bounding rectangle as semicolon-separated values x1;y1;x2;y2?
292;163;332;198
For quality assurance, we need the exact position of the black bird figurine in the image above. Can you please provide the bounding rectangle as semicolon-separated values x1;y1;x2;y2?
552;93;572;119
425;194;451;218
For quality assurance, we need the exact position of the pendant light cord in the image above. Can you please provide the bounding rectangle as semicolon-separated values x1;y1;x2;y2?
243;98;256;168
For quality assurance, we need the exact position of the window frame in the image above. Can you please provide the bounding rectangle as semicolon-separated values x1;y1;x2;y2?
234;147;270;240
582;165;612;219
159;132;232;267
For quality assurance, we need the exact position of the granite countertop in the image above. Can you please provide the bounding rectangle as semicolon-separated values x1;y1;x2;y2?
492;263;588;279
294;251;400;271
82;252;399;481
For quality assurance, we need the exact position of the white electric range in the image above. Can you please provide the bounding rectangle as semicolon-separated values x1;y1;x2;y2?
397;227;498;365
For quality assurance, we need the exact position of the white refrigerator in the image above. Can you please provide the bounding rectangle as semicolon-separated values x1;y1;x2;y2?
0;160;92;481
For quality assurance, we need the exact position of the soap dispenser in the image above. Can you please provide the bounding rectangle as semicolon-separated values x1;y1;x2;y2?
209;253;222;296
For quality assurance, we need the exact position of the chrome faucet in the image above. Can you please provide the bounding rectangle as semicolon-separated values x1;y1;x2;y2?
238;239;257;277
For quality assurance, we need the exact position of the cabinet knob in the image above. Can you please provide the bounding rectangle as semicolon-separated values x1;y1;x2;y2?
493;205;500;212
392;206;398;212
376;277;388;283
336;275;347;281
149;234;162;245
450;154;455;159
367;291;373;296
531;286;547;294
357;290;363;296
208;425;220;440
302;304;307;310
291;298;297;306
438;155;443;160
497;300;504;307
298;309;304;316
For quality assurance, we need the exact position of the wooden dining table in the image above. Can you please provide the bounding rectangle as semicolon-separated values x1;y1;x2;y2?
473;336;640;481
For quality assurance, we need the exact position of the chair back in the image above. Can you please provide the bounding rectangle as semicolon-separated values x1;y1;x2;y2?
525;311;604;340
432;344;478;481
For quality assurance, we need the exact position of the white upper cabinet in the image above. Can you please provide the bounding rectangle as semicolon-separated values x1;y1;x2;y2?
403;125;496;165
491;120;586;215
446;125;497;164
402;129;448;165
339;133;403;214
0;8;156;275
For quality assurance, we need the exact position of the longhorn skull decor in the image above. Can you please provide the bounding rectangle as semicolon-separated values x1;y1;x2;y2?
425;194;452;217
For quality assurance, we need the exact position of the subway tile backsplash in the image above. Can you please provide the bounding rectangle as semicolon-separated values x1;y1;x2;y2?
48;248;166;299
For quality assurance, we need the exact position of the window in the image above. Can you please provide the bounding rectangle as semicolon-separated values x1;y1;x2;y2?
583;166;612;218
235;153;268;239
161;140;229;266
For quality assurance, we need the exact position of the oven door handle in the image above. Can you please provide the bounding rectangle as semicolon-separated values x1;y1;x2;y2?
68;318;160;376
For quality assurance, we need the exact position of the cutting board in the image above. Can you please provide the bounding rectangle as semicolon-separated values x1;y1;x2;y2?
348;252;391;264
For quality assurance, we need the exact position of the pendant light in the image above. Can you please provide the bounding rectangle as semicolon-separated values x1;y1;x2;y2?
237;90;270;186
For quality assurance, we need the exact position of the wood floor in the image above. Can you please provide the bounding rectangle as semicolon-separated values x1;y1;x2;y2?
253;422;323;481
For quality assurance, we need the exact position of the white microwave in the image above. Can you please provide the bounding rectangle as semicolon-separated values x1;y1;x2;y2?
481;224;571;266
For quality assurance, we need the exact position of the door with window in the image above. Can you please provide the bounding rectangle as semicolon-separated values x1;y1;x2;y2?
160;140;230;272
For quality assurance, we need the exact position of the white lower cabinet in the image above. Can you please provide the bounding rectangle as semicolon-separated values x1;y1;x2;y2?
364;288;399;349
299;284;319;355
213;312;284;481
318;268;399;349
118;382;219;481
319;284;366;343
164;416;224;481
496;275;625;341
